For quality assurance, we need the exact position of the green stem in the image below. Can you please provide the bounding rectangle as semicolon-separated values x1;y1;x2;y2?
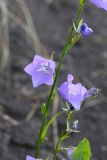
53;131;69;160
46;7;82;111
35;112;46;157
35;6;83;158
53;137;61;160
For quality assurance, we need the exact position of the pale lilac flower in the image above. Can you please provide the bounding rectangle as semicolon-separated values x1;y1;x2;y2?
90;0;107;11
26;155;42;160
24;55;56;87
72;120;78;130
58;74;88;110
68;149;74;160
79;23;93;36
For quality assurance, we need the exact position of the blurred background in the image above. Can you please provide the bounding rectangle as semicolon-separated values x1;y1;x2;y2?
0;0;107;159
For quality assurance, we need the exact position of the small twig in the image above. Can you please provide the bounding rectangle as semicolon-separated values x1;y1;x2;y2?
25;103;39;121
0;110;19;126
16;0;40;49
0;0;9;71
6;0;48;56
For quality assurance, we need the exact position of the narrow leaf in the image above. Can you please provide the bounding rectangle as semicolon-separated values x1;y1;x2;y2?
73;21;77;31
41;112;63;141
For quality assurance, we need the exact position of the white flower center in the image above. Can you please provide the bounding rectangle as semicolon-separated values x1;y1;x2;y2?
37;62;51;74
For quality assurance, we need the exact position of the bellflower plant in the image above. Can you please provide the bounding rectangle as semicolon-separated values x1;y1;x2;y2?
58;74;88;110
24;55;56;87
23;0;105;159
90;0;107;11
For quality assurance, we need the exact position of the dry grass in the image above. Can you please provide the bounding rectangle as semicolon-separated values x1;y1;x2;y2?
0;0;9;71
0;0;48;71
0;0;48;125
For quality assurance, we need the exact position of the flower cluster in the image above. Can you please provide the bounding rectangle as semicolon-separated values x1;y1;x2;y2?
25;56;90;110
23;0;106;159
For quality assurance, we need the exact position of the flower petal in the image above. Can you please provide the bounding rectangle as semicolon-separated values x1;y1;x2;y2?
58;82;68;100
68;149;74;160
33;55;46;63
26;155;36;160
44;72;54;85
67;74;74;82
90;0;107;11
24;63;36;76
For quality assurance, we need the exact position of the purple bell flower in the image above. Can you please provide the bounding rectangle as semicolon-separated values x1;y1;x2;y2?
79;23;93;36
26;155;42;160
90;0;107;11
58;74;88;110
24;55;56;88
68;149;74;160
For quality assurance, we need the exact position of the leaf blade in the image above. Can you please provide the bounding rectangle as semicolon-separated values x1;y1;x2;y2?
41;112;63;141
72;138;91;160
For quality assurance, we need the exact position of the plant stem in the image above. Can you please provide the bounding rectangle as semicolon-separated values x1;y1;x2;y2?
53;136;62;160
46;7;82;111
35;6;83;158
35;112;47;157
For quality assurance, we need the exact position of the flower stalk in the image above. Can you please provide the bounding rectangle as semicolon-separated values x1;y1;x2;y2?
35;5;85;158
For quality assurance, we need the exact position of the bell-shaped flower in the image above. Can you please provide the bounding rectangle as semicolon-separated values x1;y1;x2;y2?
58;74;88;110
24;55;56;87
26;155;42;160
90;0;107;11
78;23;93;37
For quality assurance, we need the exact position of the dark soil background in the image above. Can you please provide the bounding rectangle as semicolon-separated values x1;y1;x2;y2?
0;0;107;160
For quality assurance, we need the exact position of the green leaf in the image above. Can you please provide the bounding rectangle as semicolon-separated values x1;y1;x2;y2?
41;112;63;141
72;138;91;160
